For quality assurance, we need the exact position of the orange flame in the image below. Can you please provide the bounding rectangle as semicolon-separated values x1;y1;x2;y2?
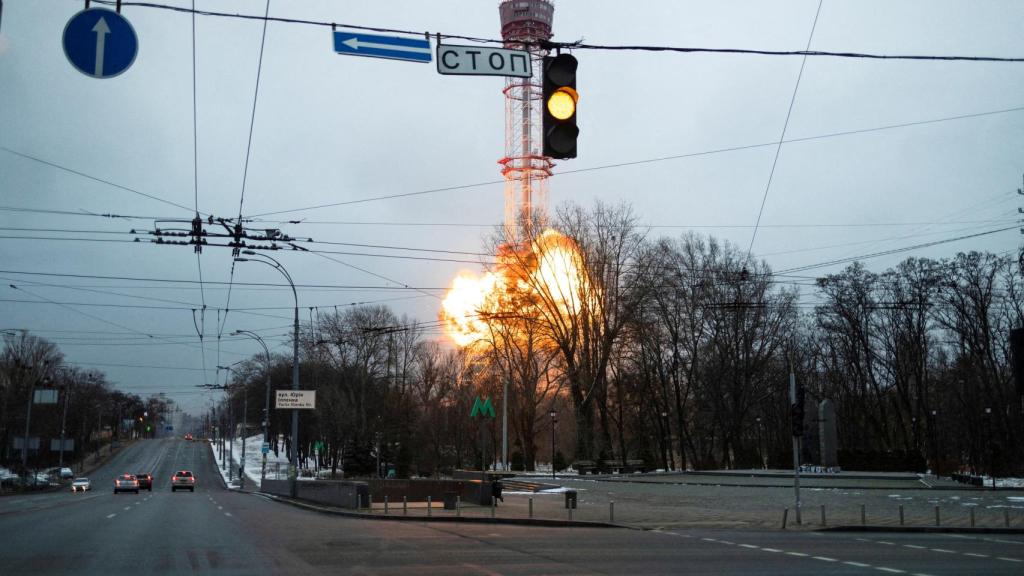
440;229;591;347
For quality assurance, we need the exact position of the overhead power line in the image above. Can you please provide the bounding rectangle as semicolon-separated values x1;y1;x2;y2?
92;1;1024;62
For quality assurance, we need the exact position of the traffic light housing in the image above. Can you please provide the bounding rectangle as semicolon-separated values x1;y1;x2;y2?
542;53;579;159
791;380;805;437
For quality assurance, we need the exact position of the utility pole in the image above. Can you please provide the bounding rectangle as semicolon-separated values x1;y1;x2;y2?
502;375;509;471
789;349;803;525
21;360;49;474
58;374;71;469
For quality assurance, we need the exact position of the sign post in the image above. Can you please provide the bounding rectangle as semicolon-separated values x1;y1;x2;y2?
470;396;497;488
62;8;138;78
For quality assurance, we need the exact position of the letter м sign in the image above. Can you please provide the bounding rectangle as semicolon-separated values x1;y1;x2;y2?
437;44;532;78
470;396;497;419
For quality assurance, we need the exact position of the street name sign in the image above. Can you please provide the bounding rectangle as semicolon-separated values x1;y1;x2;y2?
261;442;270;454
63;8;138;78
333;31;431;63
437;44;532;78
276;390;316;409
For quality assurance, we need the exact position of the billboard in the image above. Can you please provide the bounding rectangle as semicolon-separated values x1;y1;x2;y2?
276;390;316;409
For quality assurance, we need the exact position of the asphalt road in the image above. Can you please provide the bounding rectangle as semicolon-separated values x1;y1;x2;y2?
1;438;1022;575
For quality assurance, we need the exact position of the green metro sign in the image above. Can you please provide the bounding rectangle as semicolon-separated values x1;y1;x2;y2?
470;396;496;419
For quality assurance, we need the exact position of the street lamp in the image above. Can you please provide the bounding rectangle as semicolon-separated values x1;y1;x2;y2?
661;411;669;471
984;407;994;490
550;410;557;480
232;329;272;481
234;251;300;498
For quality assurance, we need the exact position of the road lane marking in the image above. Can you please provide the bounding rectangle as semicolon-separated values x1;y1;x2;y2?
844;561;871;567
878;541;895;546
106;513;116;518
875;568;905;574
903;545;926;550
217;506;223;510
225;512;232;517
964;553;988;558
123;506;131;511
739;544;759;549
997;557;1022;563
812;556;838;562
761;548;782;553
718;540;735;545
786;552;808;557
930;548;955;554
701;538;718;542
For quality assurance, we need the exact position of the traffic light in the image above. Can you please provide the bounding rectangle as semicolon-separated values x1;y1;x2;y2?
791;380;805;437
542;53;579;159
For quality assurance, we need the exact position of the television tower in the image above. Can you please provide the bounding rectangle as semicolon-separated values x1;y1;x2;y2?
498;0;554;236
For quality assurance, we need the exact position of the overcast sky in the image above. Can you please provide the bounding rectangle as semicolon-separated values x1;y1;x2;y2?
1;0;1022;414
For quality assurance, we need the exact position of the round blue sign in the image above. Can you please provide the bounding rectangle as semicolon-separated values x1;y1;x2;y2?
62;8;138;79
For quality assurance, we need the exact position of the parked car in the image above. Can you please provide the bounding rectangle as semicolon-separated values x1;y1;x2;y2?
135;473;152;491
171;470;195;492
71;478;91;492
114;474;139;494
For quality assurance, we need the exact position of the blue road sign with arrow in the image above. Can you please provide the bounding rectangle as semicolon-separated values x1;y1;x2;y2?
63;8;138;79
333;31;431;64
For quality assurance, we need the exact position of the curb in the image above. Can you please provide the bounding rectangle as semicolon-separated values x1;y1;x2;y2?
819;525;1024;534
254;491;626;529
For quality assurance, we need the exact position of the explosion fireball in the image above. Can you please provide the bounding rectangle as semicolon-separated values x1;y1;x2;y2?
441;229;591;347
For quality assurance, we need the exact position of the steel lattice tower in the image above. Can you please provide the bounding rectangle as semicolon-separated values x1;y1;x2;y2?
499;0;554;236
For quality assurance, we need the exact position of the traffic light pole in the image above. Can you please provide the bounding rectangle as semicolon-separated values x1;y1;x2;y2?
790;358;802;525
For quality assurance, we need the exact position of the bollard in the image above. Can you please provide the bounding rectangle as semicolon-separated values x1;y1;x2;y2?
610;501;615;523
1005;509;1011;528
529;497;534;519
935;505;940;527
456;495;461;518
782;508;789;530
970;507;975;528
899;504;904;526
427;495;432;517
384;495;389;515
403;496;407;516
820;504;826;526
861;504;866;526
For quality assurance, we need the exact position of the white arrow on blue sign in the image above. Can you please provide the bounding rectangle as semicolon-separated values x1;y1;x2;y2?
63;8;138;78
333;31;431;64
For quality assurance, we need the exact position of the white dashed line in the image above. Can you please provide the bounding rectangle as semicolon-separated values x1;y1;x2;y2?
224;512;232;517
106;513;116;519
123;506;131;511
739;544;759;549
761;548;783;553
878;541;895;546
904;544;926;550
786;552;808;557
701;538;718;543
844;561;871;567
813;556;838;562
997;557;1023;563
930;548;955;554
875;568;905;574
964;553;988;558
718;540;735;545
217;506;223;510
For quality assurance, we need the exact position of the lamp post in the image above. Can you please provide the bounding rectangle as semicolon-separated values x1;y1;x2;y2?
232;329;272;481
930;409;939;477
235;251;300;498
550;409;557;479
985;407;994;490
218;362;246;488
661;411;669;470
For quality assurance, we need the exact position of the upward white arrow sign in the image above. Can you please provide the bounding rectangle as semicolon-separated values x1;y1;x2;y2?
92;17;111;77
342;37;430;55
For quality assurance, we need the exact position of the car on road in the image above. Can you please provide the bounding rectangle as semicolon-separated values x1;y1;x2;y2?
114;474;139;494
71;477;91;492
171;470;195;492
184;433;193;441
135;473;153;491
